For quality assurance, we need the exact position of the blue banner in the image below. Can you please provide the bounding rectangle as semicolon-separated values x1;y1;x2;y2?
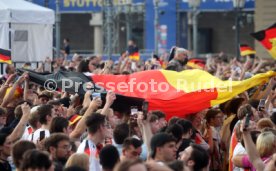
145;0;176;53
180;0;254;11
32;0;144;13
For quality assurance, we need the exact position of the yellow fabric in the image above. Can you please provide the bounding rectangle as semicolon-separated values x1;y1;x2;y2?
268;38;276;59
186;62;204;69
211;71;275;106
241;50;256;56
129;53;140;61
5;87;22;99
0;59;12;64
160;69;275;106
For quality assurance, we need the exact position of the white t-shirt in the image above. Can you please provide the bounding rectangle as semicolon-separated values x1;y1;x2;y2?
27;128;50;143
77;139;101;171
233;142;246;171
21;125;33;140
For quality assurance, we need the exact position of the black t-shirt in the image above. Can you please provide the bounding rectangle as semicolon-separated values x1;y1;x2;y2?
127;45;139;55
64;45;70;55
177;138;193;158
0;160;12;171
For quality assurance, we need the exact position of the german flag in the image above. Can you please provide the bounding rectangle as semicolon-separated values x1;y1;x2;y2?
239;44;256;56
129;52;140;61
92;70;275;119
186;59;206;70
68;114;82;126
5;86;23;99
17;68;275;120
251;23;276;59
0;48;12;64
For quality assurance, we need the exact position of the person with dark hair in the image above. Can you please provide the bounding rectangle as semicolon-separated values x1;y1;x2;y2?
150;133;177;164
176;119;194;157
99;145;120;171
50;117;69;134
165;124;183;144
113;123;130;155
168;117;181;126
11;140;36;170
77;60;89;73
0;133;11;171
180;144;209;171
149;114;163;134
44;133;71;171
127;39;139;55
77;56;100;74
38;91;51;105
62;38;70;57
20;149;53;171
29;104;53;143
205;109;223;171
121;137;142;161
151;110;167;128
77;113;112;171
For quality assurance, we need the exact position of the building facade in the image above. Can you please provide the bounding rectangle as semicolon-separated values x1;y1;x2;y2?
31;0;257;58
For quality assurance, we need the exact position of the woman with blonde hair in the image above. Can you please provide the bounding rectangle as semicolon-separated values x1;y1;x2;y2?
65;153;89;171
233;130;276;171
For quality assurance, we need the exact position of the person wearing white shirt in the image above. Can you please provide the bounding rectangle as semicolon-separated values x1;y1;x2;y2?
28;104;54;143
77;113;113;171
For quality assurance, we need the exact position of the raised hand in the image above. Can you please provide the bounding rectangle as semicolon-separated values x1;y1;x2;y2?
21;102;31;115
105;90;116;106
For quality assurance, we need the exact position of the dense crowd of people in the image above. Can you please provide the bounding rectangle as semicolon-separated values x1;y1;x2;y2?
0;45;275;171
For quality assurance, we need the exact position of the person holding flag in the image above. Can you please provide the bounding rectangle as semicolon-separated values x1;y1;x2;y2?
127;39;140;61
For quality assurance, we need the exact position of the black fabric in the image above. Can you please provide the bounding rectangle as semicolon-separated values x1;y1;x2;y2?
64;45;70;55
177;138;193;158
53;160;63;171
17;69;144;113
127;45;139;55
0;160;12;171
0;48;11;57
230;115;239;135
17;69;91;95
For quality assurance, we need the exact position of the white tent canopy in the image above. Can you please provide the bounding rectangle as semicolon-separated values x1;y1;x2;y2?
0;0;54;63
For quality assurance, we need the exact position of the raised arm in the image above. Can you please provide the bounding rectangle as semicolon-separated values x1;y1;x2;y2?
137;112;153;160
69;96;102;140
1;73;28;107
256;77;276;100
100;91;116;116
241;119;265;171
0;74;16;104
8;102;31;142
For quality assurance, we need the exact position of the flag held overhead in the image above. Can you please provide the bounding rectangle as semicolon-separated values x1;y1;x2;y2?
92;69;276;120
0;48;12;64
251;23;276;59
239;44;256;57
